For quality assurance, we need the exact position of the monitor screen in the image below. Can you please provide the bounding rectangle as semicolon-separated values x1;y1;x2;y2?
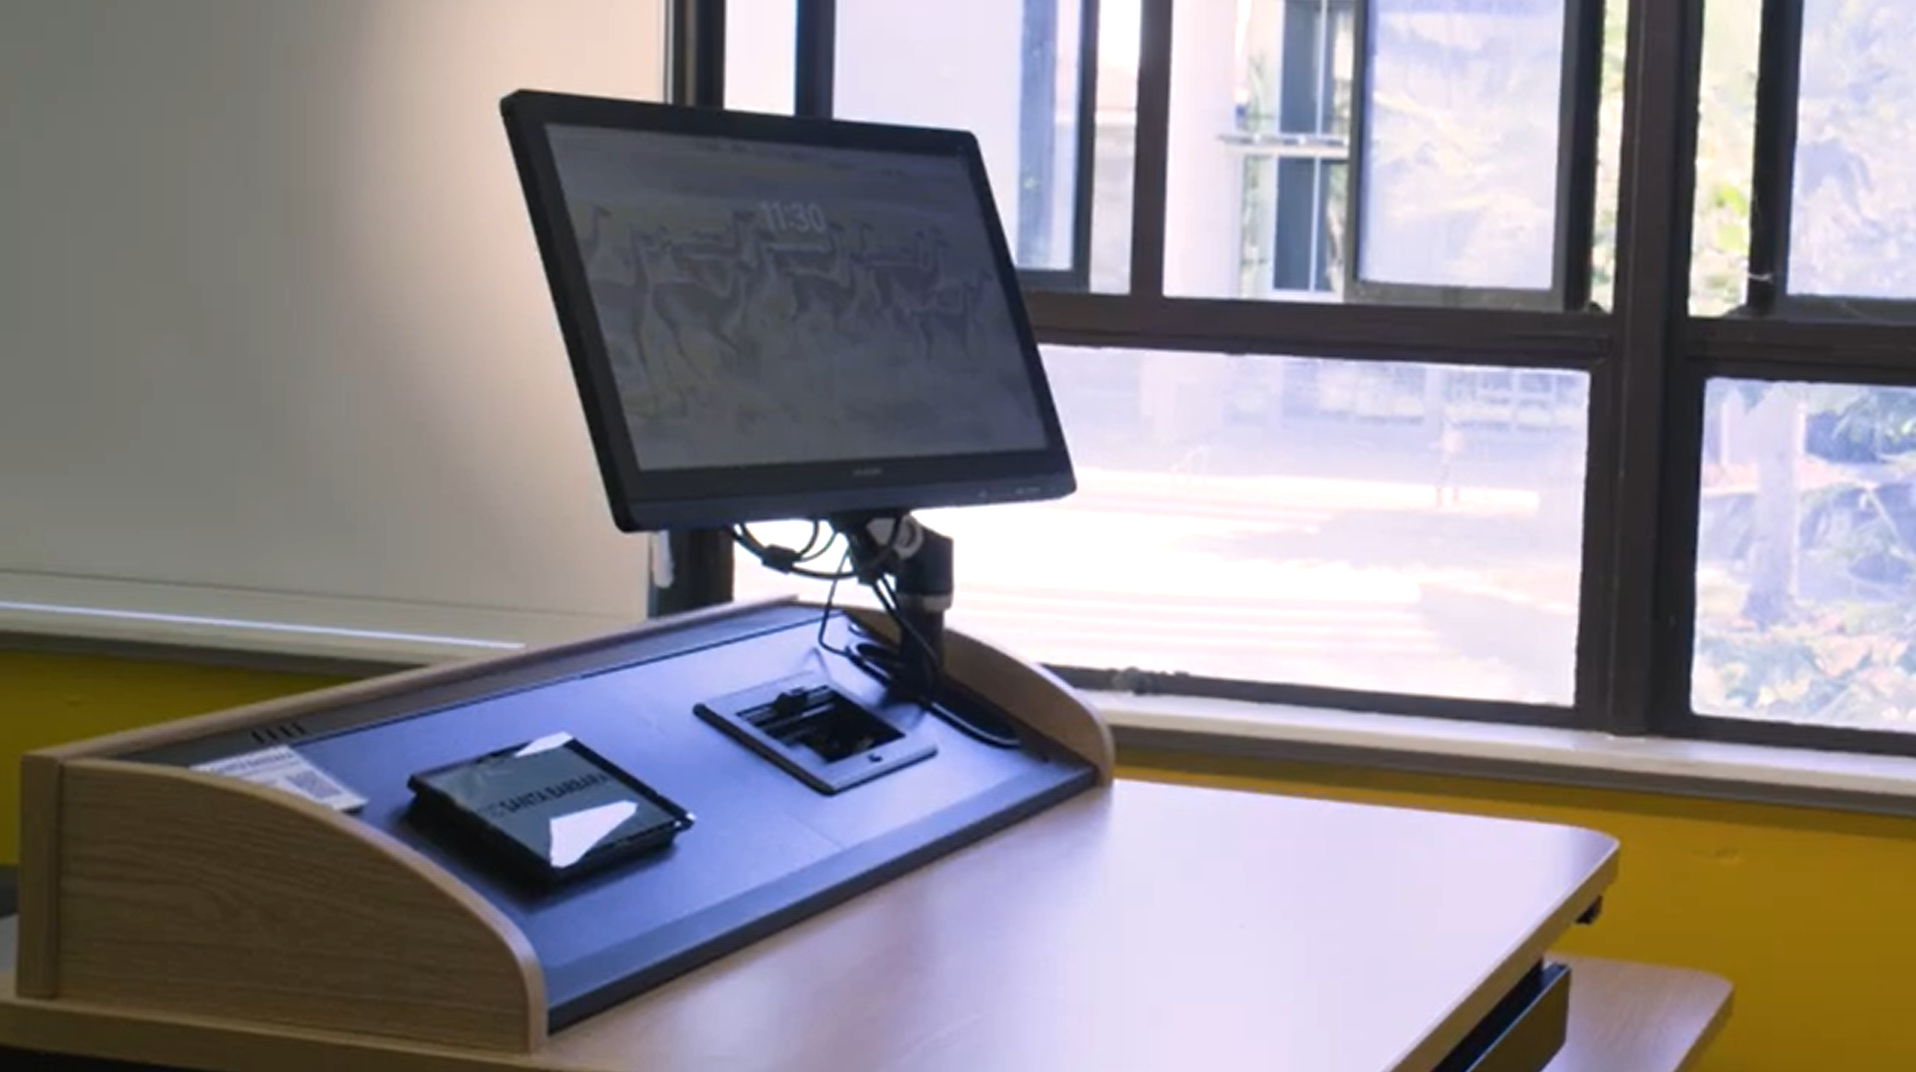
501;91;1075;531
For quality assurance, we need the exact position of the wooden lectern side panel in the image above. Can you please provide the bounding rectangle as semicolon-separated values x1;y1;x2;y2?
13;752;62;998
842;606;1116;782
47;759;546;1054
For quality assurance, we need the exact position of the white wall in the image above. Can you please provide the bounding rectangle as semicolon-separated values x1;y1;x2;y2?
0;1;666;661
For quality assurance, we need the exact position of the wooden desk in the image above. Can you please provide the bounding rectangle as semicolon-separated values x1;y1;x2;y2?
1;779;1615;1072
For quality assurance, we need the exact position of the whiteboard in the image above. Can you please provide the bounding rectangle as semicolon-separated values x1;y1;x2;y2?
0;1;667;661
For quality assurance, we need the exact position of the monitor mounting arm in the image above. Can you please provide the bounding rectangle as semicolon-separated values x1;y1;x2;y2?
835;513;954;705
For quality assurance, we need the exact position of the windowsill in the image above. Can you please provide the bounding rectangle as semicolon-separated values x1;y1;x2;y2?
8;591;1916;818
0;573;627;672
1095;690;1916;816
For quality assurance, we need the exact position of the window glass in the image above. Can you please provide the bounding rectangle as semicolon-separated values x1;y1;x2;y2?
1162;0;1618;306
1092;0;1140;292
1167;0;1355;300
724;0;797;114
1694;379;1916;729
834;0;1087;273
737;345;1589;704
1688;0;1761;315
1787;1;1916;301
1355;0;1568;292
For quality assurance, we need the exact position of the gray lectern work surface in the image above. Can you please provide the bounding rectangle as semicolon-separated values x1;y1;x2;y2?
121;602;1096;1029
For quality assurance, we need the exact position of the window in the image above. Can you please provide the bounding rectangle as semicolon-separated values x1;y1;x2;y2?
833;0;1098;286
1349;0;1596;303
739;346;1589;707
1784;1;1916;303
724;0;797;114
677;0;1916;757
1688;0;1760;316
1218;0;1356;298
1693;380;1916;730
1677;0;1916;749
1156;0;1613;306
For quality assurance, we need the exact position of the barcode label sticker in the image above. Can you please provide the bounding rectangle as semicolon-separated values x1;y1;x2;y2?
193;745;368;813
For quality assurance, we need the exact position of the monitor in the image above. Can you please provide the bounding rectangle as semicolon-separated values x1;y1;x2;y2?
501;90;1077;531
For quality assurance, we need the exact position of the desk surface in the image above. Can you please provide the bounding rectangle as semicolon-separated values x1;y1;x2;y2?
4;778;1615;1072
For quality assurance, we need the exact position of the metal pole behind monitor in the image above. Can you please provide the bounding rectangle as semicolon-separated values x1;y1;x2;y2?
652;0;737;617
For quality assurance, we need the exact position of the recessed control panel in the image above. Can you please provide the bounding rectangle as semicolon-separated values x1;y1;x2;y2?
696;672;937;794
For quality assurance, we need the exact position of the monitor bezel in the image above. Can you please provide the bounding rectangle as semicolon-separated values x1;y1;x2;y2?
500;89;1077;532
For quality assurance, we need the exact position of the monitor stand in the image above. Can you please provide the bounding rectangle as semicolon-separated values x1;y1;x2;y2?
646;528;735;616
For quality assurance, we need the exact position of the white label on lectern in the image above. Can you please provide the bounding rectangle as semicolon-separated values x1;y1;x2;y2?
193;746;368;813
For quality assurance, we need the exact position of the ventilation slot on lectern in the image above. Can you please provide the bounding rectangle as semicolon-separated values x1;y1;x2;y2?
696;673;936;795
250;719;312;746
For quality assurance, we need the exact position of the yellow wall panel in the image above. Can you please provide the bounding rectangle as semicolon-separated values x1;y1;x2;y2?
0;650;348;862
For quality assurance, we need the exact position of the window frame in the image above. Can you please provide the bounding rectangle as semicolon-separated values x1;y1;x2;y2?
796;0;1103;292
1342;0;1607;312
1011;0;1103;292
667;0;1916;758
1660;0;1916;757
1231;0;1354;299
1745;0;1916;322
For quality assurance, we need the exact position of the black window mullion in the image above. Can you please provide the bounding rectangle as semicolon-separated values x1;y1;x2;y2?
1067;0;1102;290
654;0;736;617
1128;0;1173;298
1744;0;1806;315
1025;292;1610;368
1592;0;1706;736
1693;319;1916;378
669;0;727;109
794;0;836;119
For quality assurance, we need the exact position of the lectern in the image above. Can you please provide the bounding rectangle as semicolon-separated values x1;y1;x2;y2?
1;599;1629;1072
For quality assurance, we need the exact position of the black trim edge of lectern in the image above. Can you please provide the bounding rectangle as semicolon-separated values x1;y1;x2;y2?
1433;960;1573;1072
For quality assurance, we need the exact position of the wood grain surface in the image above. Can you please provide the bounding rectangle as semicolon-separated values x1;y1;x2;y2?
46;759;545;1052
843;605;1117;780
1;778;1616;1071
1549;956;1732;1072
12;753;60;998
542;780;1616;1072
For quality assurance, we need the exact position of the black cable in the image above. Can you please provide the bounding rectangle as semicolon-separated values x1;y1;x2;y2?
813;548;859;662
733;524;859;581
871;575;1017;749
742;516;1015;748
793;521;829;562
